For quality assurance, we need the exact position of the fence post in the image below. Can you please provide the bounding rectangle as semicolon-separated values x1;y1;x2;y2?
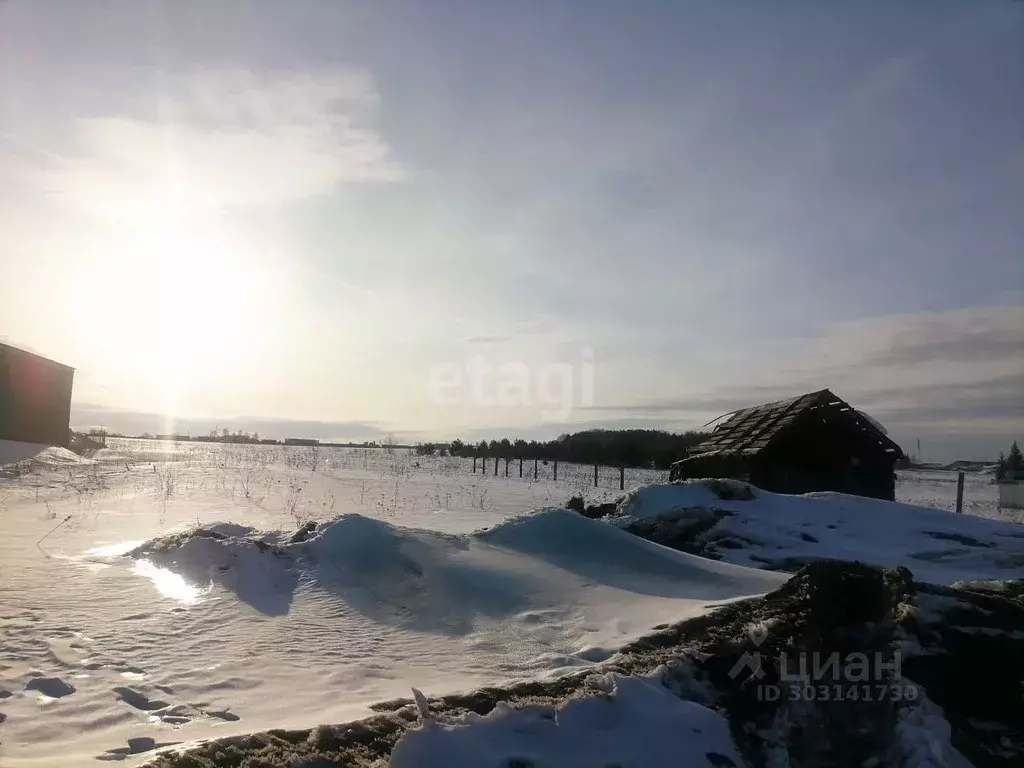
482;457;486;474
505;457;509;477
619;466;625;491
594;464;598;487
553;460;558;481
956;471;965;514
494;457;498;476
534;458;538;480
472;456;477;473
519;457;523;478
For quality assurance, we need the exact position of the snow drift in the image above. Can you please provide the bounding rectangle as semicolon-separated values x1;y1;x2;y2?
125;509;786;636
0;438;94;468
606;480;1024;584
388;672;744;768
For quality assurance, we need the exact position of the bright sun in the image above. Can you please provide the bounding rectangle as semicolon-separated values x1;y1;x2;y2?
76;222;268;396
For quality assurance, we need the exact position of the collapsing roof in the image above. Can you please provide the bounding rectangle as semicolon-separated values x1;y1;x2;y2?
688;389;903;459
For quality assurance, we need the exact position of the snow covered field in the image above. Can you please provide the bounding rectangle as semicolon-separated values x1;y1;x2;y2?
896;468;1014;521
0;439;1020;766
0;439;773;766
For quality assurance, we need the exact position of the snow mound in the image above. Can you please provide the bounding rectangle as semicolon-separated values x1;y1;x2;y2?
0;439;95;467
611;480;1024;584
389;671;743;768
127;524;296;614
298;510;782;635
616;478;757;519
119;510;784;641
477;506;783;594
298;514;541;632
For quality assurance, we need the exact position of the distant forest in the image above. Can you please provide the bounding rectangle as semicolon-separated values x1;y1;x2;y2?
442;429;708;470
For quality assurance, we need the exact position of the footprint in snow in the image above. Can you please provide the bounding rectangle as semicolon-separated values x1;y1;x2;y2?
114;687;169;711
202;708;240;722
25;677;76;698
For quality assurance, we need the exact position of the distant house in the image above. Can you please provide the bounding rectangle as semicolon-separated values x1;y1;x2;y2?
669;389;904;500
0;342;75;447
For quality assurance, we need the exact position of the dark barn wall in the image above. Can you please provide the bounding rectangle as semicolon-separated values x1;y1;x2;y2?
670;454;751;483
671;408;899;501
0;345;75;447
755;410;897;500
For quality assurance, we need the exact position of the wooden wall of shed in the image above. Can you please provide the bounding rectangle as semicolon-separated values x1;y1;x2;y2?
755;405;897;499
669;454;751;483
0;346;74;447
671;404;898;500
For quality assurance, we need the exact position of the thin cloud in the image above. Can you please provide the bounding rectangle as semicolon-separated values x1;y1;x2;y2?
821;306;1024;368
21;67;403;217
462;335;513;345
583;307;1024;436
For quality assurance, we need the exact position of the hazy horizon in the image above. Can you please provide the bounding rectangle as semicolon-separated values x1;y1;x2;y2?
2;1;1021;464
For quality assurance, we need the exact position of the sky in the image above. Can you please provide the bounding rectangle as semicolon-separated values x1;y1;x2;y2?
1;0;1021;462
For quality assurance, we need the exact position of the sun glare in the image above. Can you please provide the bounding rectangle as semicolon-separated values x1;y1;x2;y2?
75;221;272;407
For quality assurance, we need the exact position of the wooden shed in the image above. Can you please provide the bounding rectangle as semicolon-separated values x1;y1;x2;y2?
669;389;904;500
0;342;75;447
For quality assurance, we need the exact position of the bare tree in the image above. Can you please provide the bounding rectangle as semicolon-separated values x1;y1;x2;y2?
382;432;398;454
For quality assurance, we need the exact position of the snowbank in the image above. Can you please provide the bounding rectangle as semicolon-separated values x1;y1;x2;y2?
123;510;784;637
128;523;296;614
389;672;743;768
0;439;95;467
610;480;1024;584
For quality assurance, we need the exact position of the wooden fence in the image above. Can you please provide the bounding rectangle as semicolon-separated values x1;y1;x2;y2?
470;455;636;491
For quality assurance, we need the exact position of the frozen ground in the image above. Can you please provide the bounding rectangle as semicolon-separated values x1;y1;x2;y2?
1;439;1020;767
0;439;774;766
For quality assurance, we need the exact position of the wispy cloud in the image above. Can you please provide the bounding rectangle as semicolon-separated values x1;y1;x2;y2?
462;335;513;345
585;306;1024;437
20;67;403;217
809;305;1024;368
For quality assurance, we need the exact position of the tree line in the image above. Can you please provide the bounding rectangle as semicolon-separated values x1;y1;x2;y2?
996;440;1023;481
432;428;707;470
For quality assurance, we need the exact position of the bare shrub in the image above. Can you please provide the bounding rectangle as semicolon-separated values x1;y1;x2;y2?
284;478;311;527
307;445;322;473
